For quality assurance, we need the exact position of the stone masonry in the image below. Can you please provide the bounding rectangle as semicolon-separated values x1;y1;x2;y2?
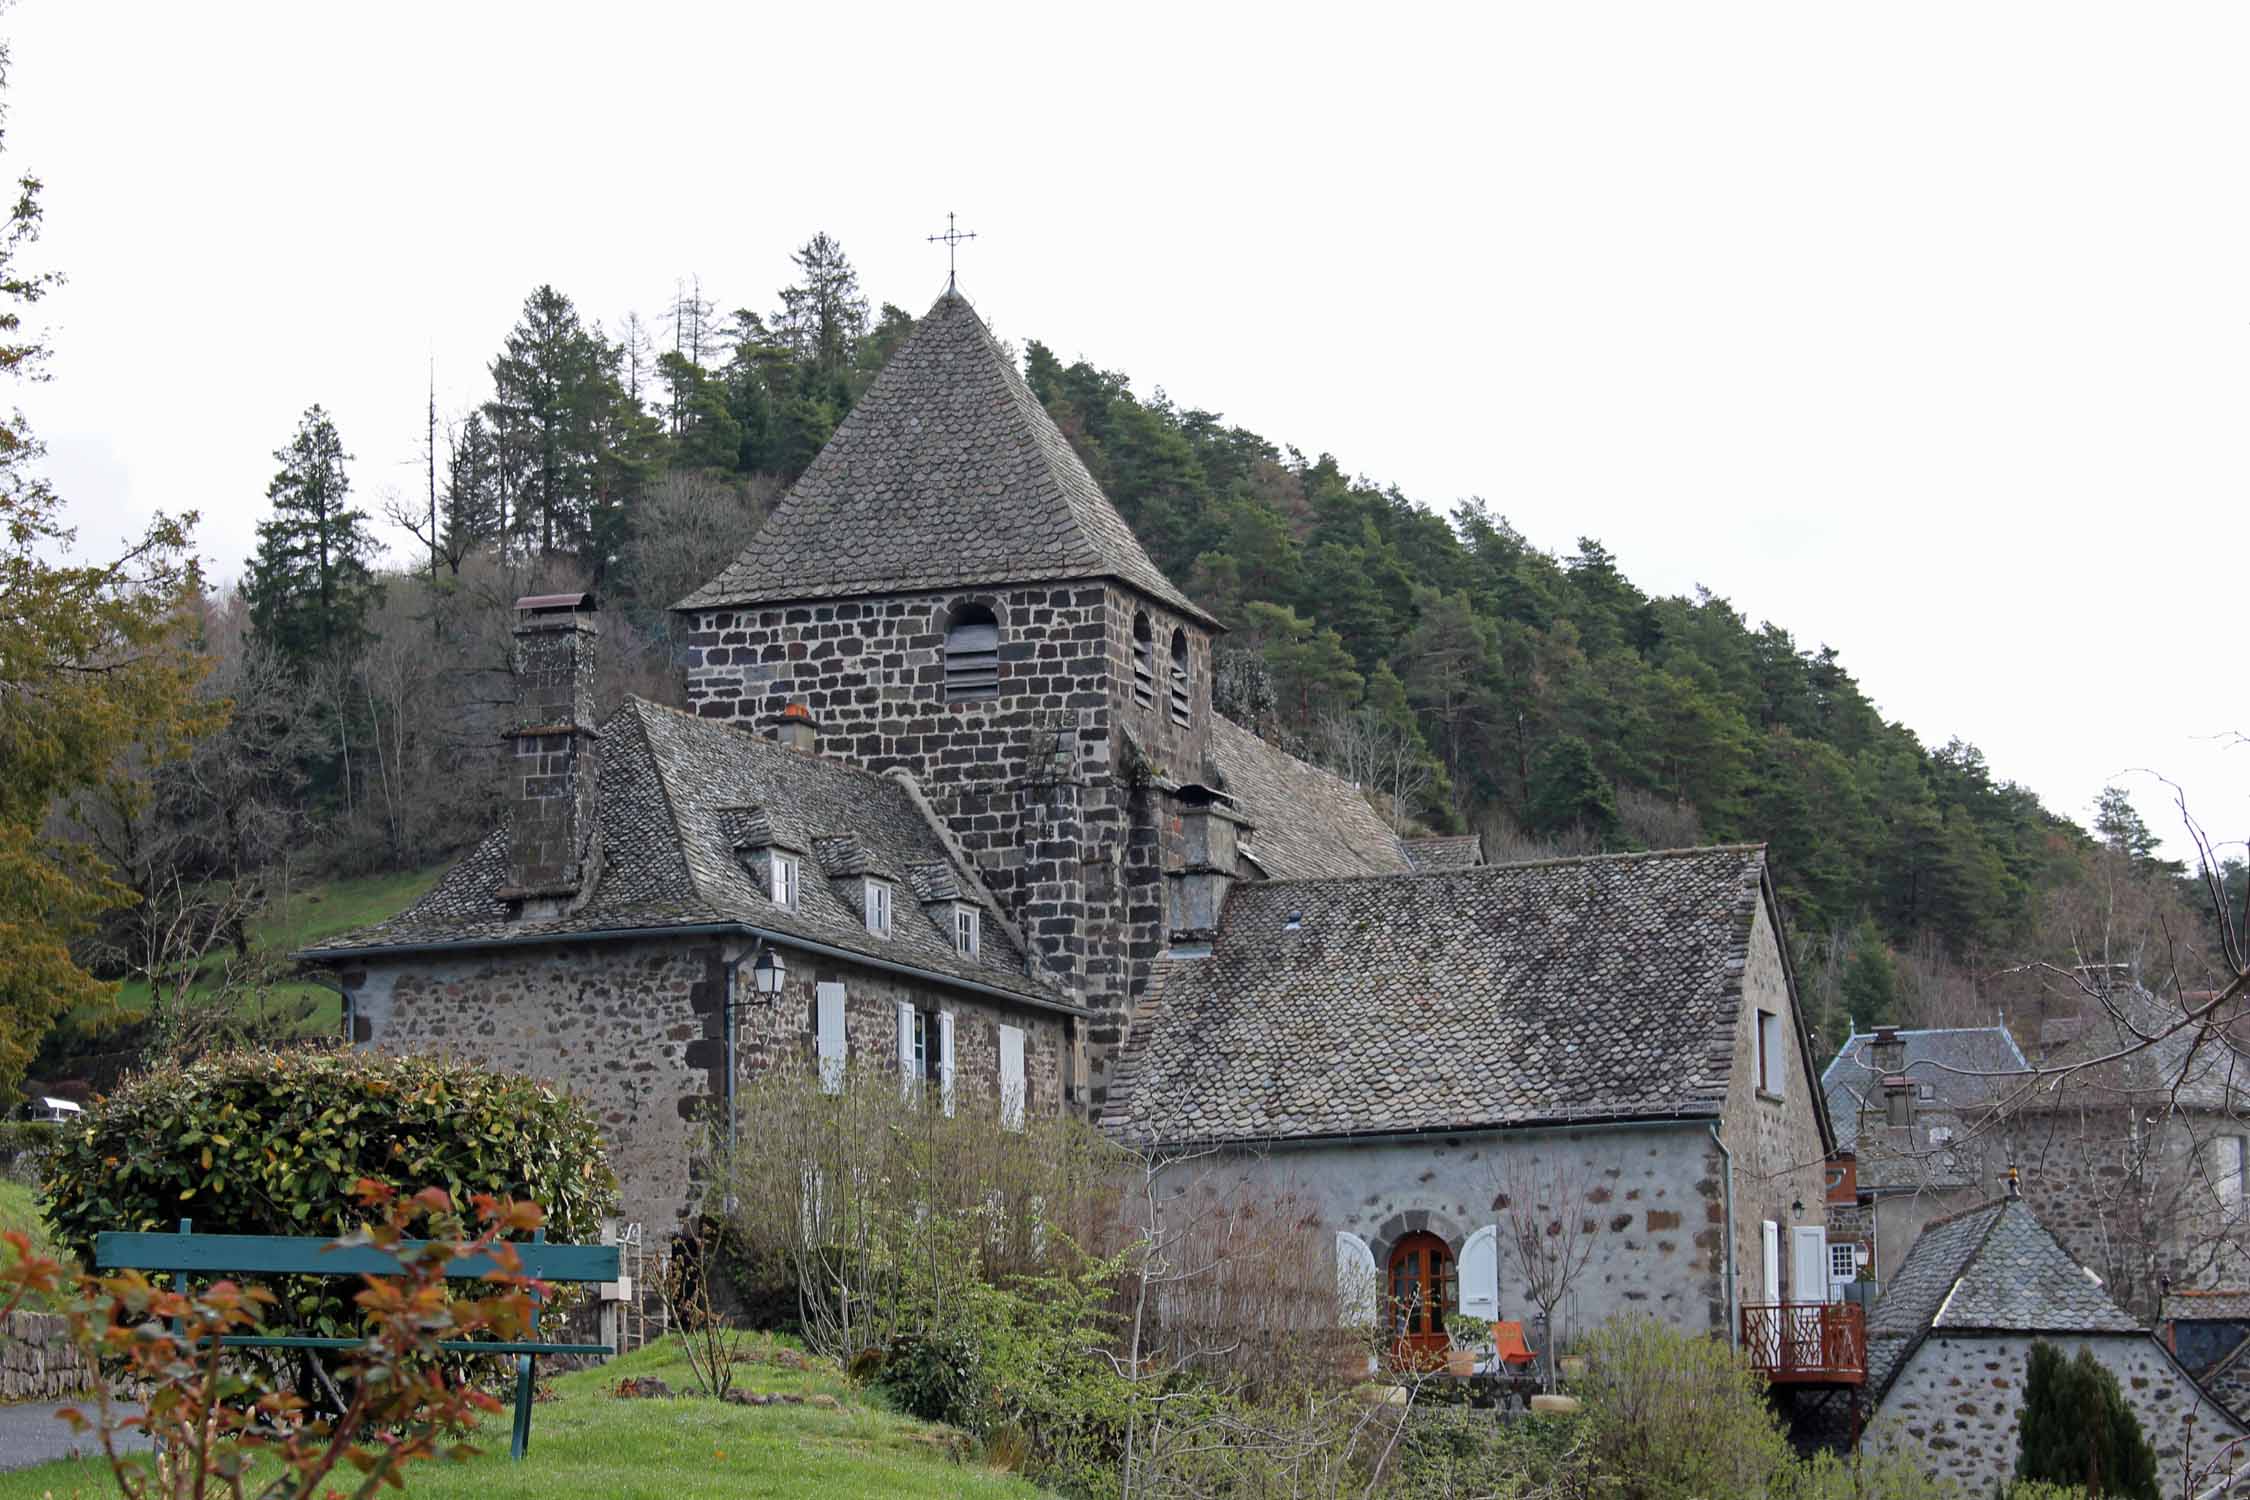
681;580;1215;1112
342;937;1066;1232
1864;1332;2243;1492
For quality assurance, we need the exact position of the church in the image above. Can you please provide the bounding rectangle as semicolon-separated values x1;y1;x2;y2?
305;287;1834;1356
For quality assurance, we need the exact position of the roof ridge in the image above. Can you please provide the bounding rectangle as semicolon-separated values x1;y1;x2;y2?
1245;842;1767;891
625;695;931;798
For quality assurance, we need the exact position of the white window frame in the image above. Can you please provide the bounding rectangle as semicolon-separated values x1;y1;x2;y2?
1828;1242;1859;1286
1757;1010;1785;1096
954;904;981;960
864;878;892;937
772;852;801;912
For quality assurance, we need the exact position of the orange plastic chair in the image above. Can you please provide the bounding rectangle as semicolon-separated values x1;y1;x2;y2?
1490;1321;1538;1369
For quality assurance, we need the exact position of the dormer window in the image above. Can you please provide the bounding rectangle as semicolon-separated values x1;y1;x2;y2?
953;904;981;959
944;604;999;703
1131;612;1155;707
771;853;801;912
1168;628;1191;727
864;878;893;937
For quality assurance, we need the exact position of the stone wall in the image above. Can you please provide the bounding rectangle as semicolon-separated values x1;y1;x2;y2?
678;580;1214;1113
1864;1331;2244;1492
1183;1123;1729;1347
0;1311;93;1401
1719;893;1830;1304
347;936;1070;1234
2014;1104;2250;1321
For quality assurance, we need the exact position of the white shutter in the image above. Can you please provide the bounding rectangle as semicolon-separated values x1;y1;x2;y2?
999;1024;1026;1129
816;981;847;1093
938;1011;956;1117
897;1000;916;1100
1335;1231;1378;1327
1457;1224;1500;1320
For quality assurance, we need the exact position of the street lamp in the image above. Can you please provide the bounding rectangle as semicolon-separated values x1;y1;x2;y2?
750;944;787;1001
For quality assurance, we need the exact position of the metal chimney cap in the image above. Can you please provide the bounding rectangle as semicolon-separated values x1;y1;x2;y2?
515;592;598;613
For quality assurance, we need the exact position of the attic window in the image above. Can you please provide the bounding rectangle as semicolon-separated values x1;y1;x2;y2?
945;605;1000;703
1168;628;1191;727
953;904;981;959
1916;1082;1934;1102
771;853;801;912
865;878;893;937
1131;612;1155;707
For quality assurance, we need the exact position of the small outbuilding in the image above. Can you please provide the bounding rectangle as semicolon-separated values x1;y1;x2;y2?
1862;1196;2243;1491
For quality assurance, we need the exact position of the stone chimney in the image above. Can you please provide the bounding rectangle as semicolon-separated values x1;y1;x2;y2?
503;593;600;916
1882;1073;1914;1128
773;701;819;754
1167;787;1250;948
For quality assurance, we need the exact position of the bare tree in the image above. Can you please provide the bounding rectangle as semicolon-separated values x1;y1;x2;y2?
1493;1158;1604;1390
1318;705;1433;834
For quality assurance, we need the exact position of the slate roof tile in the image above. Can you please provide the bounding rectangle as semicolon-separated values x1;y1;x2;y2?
1207;715;1412;880
1403;834;1485;872
677;289;1210;624
1105;845;1773;1145
302;699;1062;1009
1821;1026;2029;1155
1867;1197;2140;1400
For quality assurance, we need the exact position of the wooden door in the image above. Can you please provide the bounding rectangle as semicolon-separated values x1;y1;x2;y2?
1387;1232;1456;1367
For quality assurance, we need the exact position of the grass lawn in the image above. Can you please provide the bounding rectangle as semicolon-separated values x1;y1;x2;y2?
0;1336;1055;1499
0;1179;60;1266
101;864;448;1036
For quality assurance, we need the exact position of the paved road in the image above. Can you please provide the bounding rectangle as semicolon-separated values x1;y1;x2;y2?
0;1401;148;1472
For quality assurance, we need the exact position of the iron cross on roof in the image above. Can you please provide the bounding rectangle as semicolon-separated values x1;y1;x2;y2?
928;212;976;290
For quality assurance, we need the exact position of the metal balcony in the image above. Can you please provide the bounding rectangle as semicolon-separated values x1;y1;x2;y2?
1742;1301;1866;1386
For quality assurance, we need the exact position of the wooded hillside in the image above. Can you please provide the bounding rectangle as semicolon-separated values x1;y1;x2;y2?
29;232;2235;1096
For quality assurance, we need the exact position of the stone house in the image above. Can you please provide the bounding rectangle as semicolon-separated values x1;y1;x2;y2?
1101;845;1837;1364
2162;1289;2250;1427
1821;1025;2027;1287
1861;1195;2244;1491
305;287;1837;1370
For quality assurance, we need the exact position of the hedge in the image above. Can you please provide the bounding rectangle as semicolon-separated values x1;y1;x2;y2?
43;1049;618;1272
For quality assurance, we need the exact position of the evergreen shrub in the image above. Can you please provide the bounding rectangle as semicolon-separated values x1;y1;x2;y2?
43;1048;617;1270
2016;1341;2158;1500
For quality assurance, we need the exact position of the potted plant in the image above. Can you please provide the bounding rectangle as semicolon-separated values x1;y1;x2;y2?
1445;1315;1490;1377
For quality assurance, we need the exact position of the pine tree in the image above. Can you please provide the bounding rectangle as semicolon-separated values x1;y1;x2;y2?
1526;736;1620;842
243;405;380;669
2016;1341;2158;1499
773;233;868;391
483;284;655;563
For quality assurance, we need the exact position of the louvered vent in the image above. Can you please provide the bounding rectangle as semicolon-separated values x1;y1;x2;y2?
1168;628;1191;727
945;608;999;703
1131;612;1155;707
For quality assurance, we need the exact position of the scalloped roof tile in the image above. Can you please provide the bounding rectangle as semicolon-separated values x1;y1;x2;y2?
1104;845;1775;1145
301;699;1062;1009
677;288;1210;624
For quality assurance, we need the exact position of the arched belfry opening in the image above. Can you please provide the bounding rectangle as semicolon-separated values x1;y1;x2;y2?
1131;611;1155;707
1168;627;1191;727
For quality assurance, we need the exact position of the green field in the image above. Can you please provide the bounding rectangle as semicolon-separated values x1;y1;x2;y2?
0;1179;59;1267
0;1337;1052;1499
103;864;447;1035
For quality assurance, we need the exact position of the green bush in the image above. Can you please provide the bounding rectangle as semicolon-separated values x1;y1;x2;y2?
2017;1341;2158;1500
0;1119;63;1161
1573;1315;1796;1500
43;1048;617;1272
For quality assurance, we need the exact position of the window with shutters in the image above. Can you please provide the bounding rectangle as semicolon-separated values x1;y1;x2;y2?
954;905;981;959
771;853;801;912
2219;1135;2249;1211
1168;628;1191;727
1130;612;1155;707
864;878;892;937
944;604;1000;703
813;981;846;1094
999;1024;1026;1130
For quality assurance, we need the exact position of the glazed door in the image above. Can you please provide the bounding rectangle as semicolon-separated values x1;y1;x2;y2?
1387;1232;1456;1367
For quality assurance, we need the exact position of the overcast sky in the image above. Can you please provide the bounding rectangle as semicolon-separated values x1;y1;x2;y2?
10;2;2244;862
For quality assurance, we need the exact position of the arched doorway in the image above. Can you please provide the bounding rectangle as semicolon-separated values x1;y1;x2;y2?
1387;1231;1456;1367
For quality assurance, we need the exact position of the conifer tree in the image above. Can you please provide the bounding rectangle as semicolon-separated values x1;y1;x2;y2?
1526;736;1620;842
2015;1341;2158;1500
243;404;380;669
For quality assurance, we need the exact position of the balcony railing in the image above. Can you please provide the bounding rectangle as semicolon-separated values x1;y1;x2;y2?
1741;1301;1866;1385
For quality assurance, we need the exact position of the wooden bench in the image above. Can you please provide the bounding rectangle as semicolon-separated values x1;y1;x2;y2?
96;1218;619;1460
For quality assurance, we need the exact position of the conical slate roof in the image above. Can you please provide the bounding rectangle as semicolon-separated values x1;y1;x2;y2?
678;289;1212;624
